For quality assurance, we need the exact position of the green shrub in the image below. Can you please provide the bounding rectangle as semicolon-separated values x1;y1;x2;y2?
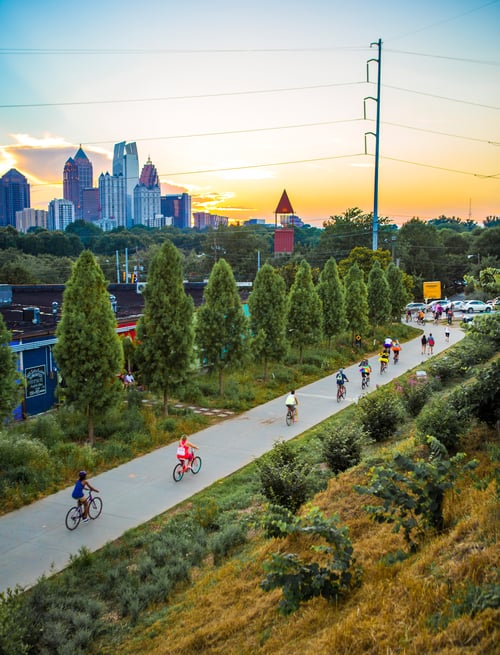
29;414;65;449
320;423;367;474
416;397;467;454
52;442;97;477
210;523;247;565
257;440;310;513
158;417;177;433
357;389;404;442
393;376;431;417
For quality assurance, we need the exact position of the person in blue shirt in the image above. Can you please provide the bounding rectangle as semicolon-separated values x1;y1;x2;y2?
71;471;99;523
336;368;349;388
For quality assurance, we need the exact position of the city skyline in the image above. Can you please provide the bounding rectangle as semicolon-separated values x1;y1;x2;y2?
0;0;499;228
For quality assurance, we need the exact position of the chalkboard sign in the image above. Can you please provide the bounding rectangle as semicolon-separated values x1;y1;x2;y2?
25;365;46;398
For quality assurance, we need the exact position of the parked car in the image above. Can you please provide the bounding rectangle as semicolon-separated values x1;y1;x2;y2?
463;300;492;314
444;300;467;312
427;299;448;312
405;302;426;313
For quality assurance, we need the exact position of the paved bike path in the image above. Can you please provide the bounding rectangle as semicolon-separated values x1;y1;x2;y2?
0;326;464;593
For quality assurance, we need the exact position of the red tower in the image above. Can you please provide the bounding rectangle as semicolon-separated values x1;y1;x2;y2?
274;189;295;254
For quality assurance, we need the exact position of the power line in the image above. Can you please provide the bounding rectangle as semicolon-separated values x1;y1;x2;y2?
379;154;500;179
385;48;500;67
0;46;368;56
382;121;499;145
381;84;500;111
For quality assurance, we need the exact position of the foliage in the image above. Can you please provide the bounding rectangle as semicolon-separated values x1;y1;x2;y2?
0;312;21;422
286;259;323;364
319;422;367;474
338;245;392;280
0;587;31;655
428;581;500;630
136;241;194;416
54;250;124;443
195;258;249;395
394;375;431;417
248;263;288;380
354;437;478;552
416;396;467;454
257;440;310;512
453;359;500;428
396;218;445;281
385;262;410;321
261;505;359;615
357;387;404;442
317;257;347;345
343;262;369;341
367;259;391;327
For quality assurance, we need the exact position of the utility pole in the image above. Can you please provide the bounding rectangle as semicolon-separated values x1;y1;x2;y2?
364;38;382;251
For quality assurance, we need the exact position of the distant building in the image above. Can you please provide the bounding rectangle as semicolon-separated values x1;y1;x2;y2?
192;212;228;230
99;172;126;227
113;141;139;227
63;146;93;219
81;188;100;222
0;168;31;227
48;199;75;231
134;157;162;227
15;208;48;232
244;218;269;226
161;193;192;229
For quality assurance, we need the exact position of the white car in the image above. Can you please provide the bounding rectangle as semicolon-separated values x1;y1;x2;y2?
462;300;492;314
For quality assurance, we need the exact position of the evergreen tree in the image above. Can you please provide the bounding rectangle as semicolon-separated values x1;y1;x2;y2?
386;262;410;321
136;241;194;416
367;260;391;326
286;260;323;364
54;250;123;444
195;258;249;395
317;257;347;347
344;263;369;342
0;313;21;421
248;263;288;380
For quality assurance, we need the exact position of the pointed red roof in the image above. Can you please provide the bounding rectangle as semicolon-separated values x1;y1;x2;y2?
274;189;294;215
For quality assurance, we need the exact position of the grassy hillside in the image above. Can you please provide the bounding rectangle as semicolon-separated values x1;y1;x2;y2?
105;426;498;655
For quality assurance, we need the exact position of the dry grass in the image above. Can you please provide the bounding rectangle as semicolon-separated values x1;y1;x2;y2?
108;430;499;655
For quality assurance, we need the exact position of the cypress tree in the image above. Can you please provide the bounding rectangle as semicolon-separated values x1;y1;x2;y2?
54;250;123;444
386;262;410;321
367;260;392;327
317;257;347;348
344;263;369;342
248;263;288;380
286;259;323;364
0;313;21;422
136;240;194;416
195;258;249;396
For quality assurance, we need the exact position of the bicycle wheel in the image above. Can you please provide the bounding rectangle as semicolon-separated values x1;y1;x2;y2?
65;506;81;531
342;386;347;399
190;456;202;474
173;463;184;482
336;387;342;403
286;410;293;426
88;496;103;520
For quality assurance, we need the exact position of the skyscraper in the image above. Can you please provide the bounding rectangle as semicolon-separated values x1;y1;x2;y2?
134;157;161;227
99;172;125;228
63;146;93;219
113;141;139;227
0;168;31;227
48;199;75;231
161;193;192;229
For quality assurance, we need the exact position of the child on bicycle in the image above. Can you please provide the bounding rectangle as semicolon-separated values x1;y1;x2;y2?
71;471;99;523
285;390;299;422
336;369;349;389
391;339;401;362
378;350;389;371
177;434;199;466
359;358;371;382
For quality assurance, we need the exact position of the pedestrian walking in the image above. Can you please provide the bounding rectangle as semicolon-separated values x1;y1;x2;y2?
421;334;427;355
445;326;450;342
427;333;435;355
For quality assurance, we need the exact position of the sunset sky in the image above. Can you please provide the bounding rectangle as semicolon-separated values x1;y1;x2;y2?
0;0;499;228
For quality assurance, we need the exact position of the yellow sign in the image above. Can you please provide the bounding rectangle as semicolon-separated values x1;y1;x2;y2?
423;281;442;300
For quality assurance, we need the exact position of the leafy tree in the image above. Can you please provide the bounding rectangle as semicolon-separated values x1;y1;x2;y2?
286;260;323;364
385;262;410;321
317;257;347;347
396;218;445;280
320;422;367;475
136;241;194;416
0;313;21;422
428;216;478;232
367;259;391;327
338;246;391;280
355;437;478;552
257;440;309;512
344;263;369;342
248;263;288;380
195;258;249;395
357;387;404;442
54;250;123;444
66;219;102;249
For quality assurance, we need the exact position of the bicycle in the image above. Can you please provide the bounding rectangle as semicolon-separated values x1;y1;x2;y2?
285;406;297;426
336;384;347;402
393;350;400;364
361;374;370;390
173;449;202;482
65;490;103;530
380;360;388;374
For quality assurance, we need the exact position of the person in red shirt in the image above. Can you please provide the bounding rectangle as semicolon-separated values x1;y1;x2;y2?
176;434;198;466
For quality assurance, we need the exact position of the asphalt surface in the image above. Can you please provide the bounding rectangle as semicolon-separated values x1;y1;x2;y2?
0;322;465;593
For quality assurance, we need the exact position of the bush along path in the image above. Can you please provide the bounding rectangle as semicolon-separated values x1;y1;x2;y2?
0;326;466;594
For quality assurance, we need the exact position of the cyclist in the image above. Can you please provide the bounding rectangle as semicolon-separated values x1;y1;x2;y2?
177;434;199;467
285;390;299;422
391;339;401;363
359;359;371;385
336;368;349;395
378;349;389;373
71;471;99;523
417;310;425;325
383;337;393;354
